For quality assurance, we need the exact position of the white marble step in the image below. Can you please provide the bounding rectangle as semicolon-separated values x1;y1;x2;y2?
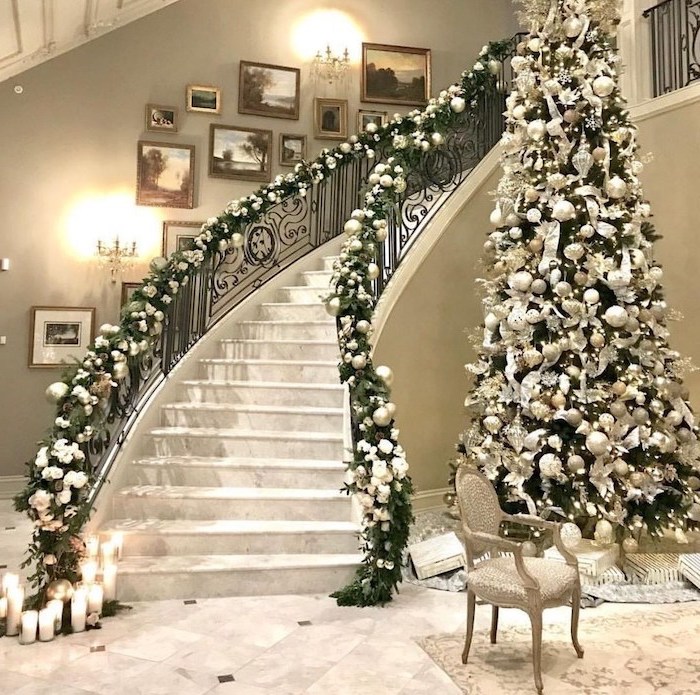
129;455;346;488
220;338;338;361
276;286;328;304
259;302;331;322
236;320;336;341
101;519;360;556
200;358;338;383
161;403;343;431
148;427;344;459
115;553;361;600
301;270;334;288
323;256;339;271
179;380;345;407
115;485;352;521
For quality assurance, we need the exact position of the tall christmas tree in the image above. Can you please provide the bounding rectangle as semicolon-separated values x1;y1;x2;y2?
460;0;700;545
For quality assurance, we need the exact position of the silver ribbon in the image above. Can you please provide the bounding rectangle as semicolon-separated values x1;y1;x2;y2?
537;221;561;274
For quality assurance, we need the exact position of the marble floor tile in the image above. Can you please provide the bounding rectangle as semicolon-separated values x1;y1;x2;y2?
106;624;204;662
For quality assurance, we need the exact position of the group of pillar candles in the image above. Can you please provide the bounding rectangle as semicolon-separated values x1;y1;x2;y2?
0;532;122;644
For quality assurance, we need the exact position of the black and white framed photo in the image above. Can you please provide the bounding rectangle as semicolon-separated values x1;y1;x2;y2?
29;306;95;368
314;98;348;140
279;133;306;166
162;220;204;256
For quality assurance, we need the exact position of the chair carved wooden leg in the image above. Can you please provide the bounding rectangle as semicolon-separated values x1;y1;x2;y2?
490;605;499;644
529;610;544;694
462;589;476;664
571;583;584;658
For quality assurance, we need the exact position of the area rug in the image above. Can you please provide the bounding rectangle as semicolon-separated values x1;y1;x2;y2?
417;602;700;694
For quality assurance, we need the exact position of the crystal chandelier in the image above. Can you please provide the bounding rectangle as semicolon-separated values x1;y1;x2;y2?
96;237;137;282
312;45;350;84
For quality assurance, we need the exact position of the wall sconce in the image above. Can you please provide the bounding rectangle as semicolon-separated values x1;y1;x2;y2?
312;45;350;84
96;238;137;282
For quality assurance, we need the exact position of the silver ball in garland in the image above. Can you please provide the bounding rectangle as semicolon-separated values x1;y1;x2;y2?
592;75;615;97
586;431;610;456
46;382;70;403
372;406;392;427
112;362;129;380
355;320;371;334
351;354;367;370
450;97;466;113
521;541;538;557
344;218;363;235
367;263;380;280
375;365;394;387
46;578;74;603
326;298;341;317
606;175;627;199
560;522;582;550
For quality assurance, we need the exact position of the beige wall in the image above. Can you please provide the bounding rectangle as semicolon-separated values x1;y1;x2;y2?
374;96;700;497
0;0;517;477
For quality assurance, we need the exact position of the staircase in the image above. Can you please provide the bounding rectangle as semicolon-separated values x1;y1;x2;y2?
101;256;362;601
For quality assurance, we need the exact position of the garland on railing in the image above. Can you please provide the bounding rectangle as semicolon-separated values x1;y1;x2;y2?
14;38;514;608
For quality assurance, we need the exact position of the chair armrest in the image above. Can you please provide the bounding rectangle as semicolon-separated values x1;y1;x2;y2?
469;531;540;591
551;524;579;568
502;513;557;530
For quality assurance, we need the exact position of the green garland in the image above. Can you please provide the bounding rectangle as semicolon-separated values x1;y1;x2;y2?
14;39;513;607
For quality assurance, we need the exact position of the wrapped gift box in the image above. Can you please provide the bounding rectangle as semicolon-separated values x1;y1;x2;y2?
544;539;620;576
679;553;700;590
409;532;466;580
624;553;681;584
581;565;627;586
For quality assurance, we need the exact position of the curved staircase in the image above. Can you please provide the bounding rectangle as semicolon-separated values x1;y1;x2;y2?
100;256;362;600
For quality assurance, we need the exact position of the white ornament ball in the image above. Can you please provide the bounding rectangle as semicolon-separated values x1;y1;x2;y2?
560;522;582;550
450;97;466;113
521;541;538;557
563;16;584;38
351;354;367;370
372;406;392;427
527;119;547;140
344;218;363;235
592;75;615;98
512;104;526;119
489;208;504;227
539;453;563;478
112;362;129;380
355;319;371;334
526;309;541;324
384;401;397;417
483;415;503;434
594;519;614;546
367;263;380;280
531;279;547;294
326;297;341;317
484;312;500;331
379;174;394;188
564;243;585;261
606;175;627;199
604;305;628;327
580;224;595;238
567;455;585;473
231;233;244;248
583;288;600;305
375;365;394;387
349;239;363;252
375;227;387;242
622;537;639;554
509;271;534;292
46;382;70;403
586;431;610;456
430;132;444;146
552;199;576;221
507;307;529;331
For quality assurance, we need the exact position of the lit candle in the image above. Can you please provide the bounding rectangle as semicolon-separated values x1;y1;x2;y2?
0;597;6;618
80;559;98;584
19;610;38;644
87;583;104;615
5;584;24;636
101;541;115;566
47;598;64;631
38;607;55;641
85;535;100;558
71;586;88;633
102;563;118;601
111;532;124;560
2;572;19;596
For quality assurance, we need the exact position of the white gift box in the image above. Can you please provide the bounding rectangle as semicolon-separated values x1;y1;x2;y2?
409;532;466;580
679;553;700;590
544;539;620;576
624;553;681;584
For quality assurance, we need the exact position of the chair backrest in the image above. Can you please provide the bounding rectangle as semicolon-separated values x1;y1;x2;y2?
455;463;503;558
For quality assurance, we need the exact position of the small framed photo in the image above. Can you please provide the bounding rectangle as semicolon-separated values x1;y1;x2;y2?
209;124;272;181
162;220;204;256
239;61;300;120
136;141;195;209
362;43;431;106
279;133;306;166
358;109;388;132
145;104;178;132
120;282;141;307
314;98;348;140
186;84;222;114
29;306;96;368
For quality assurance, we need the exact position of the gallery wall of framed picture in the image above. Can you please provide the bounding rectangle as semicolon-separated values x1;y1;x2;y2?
29;307;96;368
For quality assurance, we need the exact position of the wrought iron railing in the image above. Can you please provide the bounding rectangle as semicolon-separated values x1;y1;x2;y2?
644;0;700;97
86;34;525;503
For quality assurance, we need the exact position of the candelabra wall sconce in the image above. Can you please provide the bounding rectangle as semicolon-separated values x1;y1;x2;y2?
96;238;137;282
312;45;351;84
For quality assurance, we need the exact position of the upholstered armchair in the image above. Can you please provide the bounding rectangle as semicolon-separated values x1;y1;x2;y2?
455;464;584;694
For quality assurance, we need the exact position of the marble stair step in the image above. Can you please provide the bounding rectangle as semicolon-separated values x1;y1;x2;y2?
259;302;332;322
161;403;343;431
322;256;339;271
300;270;334;288
276;286;328;303
114;485;352;521
129;455;347;488
179;380;345;407
236;320;336;341
114;553;362;601
220;338;338;361
148;426;344;459
200;358;338;383
101;519;360;556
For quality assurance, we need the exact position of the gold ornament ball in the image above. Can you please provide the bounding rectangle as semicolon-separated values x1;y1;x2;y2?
613;458;629;476
521;541;538;557
612;381;627;396
629;471;646;487
551;392;566;409
567;454;585;473
622;537;639;554
573;271;588;286
566;408;583;426
590;332;605;348
45;381;70;404
592;146;607;161
610;401;628;418
563;108;579;123
443;492;456;507
372;406;392;427
688;503;700;522
687;476;700;490
355;319;371;334
326;297;341;317
46;578;74;603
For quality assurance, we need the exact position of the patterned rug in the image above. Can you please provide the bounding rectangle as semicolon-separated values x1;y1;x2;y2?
417;602;700;694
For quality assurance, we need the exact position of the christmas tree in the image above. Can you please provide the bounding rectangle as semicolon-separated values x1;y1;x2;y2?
459;0;700;546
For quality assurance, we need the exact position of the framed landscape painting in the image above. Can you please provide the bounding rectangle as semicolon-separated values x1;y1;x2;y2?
362;43;431;106
186;84;221;114
209;124;272;181
136;141;195;209
120;282;141;307
162;220;204;256
145;104;177;132
358;109;388;132
314;98;347;140
279;133;306;166
29;306;95;368
239;61;300;120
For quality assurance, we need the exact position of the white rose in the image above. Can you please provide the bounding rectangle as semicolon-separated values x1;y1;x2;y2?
72;472;88;488
28;489;52;511
35;446;49;469
377;439;394;455
57;489;72;505
42;466;64;480
391;456;409;479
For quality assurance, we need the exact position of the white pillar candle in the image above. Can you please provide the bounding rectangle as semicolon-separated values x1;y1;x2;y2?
47;598;63;631
111;532;124;560
80;559;98;584
19;610;38;644
71;586;88;633
5;585;24;636
0;596;6;618
38;607;55;641
85;535;100;558
100;541;115;566
102;563;118;601
2;572;19;596
87;583;103;615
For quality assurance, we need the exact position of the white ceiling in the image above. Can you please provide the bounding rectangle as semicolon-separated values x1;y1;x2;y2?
0;0;181;85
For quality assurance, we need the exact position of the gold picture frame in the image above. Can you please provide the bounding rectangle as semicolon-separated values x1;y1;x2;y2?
186;84;222;114
209;124;272;182
361;43;431;106
136;141;195;209
29;306;96;368
279;133;306;166
145;104;178;132
314;98;348;140
162;220;204;256
238;61;300;120
358;109;388;132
